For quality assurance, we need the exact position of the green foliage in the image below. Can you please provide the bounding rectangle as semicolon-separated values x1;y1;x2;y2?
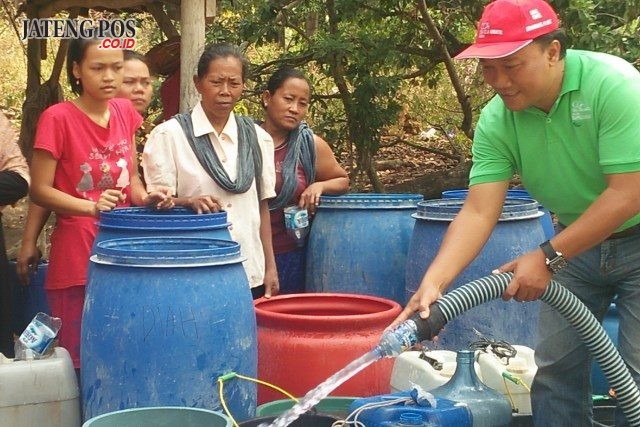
553;0;640;63
3;0;638;190
204;0;638;189
219;0;444;188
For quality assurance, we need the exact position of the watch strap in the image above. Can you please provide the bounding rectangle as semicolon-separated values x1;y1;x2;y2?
539;240;557;259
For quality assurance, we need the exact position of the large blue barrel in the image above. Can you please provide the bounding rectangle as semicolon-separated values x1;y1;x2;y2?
592;303;619;395
10;259;49;334
82;237;256;421
305;193;423;304
93;207;231;250
405;199;545;349
442;188;555;239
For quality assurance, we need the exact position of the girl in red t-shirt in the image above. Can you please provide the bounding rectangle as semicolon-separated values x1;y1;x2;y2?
24;38;172;369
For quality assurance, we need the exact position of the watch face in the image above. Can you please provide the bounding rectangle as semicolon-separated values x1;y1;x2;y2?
549;256;567;273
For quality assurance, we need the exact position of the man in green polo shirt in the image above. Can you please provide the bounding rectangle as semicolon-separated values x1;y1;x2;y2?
395;0;640;424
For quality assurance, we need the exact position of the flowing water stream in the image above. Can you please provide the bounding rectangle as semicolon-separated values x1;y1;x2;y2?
262;347;384;427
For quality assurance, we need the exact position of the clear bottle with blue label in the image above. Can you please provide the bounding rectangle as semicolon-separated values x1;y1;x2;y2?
14;312;61;360
377;317;420;357
283;206;310;247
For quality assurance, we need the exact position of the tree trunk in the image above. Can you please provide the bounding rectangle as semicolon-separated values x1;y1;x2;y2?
305;11;318;37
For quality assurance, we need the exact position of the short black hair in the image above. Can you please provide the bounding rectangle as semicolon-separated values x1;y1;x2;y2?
66;38;102;95
266;67;310;94
196;43;250;81
123;49;146;63
533;29;567;59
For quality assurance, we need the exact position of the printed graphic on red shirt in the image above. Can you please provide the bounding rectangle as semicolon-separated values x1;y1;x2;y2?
74;138;131;201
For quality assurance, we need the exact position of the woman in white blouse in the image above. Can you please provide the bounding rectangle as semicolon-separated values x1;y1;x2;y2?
143;43;278;299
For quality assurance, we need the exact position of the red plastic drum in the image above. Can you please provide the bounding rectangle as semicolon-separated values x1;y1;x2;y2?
255;293;401;404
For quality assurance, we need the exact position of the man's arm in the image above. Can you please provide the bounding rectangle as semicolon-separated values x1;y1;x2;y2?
393;181;509;325
500;171;640;302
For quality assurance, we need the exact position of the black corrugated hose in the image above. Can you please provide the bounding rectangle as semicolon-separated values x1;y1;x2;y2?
429;272;640;425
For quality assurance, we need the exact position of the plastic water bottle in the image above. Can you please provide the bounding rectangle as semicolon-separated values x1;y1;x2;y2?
378;318;420;357
377;307;448;357
284;206;309;247
14;312;61;360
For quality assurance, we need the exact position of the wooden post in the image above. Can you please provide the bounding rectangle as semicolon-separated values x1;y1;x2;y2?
180;0;206;112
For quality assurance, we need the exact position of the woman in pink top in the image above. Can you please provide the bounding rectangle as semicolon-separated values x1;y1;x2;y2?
261;68;349;294
17;50;157;285
25;38;171;368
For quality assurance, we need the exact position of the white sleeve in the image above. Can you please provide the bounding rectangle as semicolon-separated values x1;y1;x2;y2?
255;125;276;201
142;121;179;195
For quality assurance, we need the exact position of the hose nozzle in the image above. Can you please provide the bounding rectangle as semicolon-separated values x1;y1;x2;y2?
377;304;447;357
410;304;447;341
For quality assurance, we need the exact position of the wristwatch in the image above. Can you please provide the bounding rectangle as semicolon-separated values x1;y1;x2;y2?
539;240;567;273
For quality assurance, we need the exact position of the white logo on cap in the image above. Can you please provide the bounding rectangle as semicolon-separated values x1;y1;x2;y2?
530;8;543;19
478;21;503;38
526;18;552;32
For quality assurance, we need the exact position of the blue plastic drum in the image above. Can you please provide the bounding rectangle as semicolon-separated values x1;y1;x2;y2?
10;259;49;334
405;199;545;349
305;193;422;304
81;237;256;421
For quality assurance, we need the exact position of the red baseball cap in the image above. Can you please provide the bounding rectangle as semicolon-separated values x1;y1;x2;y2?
455;0;559;60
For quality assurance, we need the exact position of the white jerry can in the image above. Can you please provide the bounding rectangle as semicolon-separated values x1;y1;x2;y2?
476;345;537;415
391;346;536;416
390;349;484;393
0;347;81;427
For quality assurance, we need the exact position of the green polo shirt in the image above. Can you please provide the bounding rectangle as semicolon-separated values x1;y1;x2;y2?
470;49;640;229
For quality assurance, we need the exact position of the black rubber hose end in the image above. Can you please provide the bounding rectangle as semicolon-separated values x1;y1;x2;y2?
409;304;447;342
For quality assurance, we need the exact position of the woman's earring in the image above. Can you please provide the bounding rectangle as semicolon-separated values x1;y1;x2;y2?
76;79;80;85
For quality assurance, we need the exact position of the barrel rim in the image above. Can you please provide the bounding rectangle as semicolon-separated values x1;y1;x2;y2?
442;188;532;196
98;207;229;229
318;193;423;209
413;198;543;221
254;293;402;330
82;406;231;425
442;188;544;209
97;222;232;232
91;237;246;267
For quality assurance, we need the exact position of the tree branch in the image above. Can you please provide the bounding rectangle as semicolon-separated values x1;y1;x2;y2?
416;0;474;140
146;2;180;39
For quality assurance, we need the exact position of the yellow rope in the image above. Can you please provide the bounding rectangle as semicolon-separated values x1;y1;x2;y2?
235;373;300;403
218;378;240;427
516;377;531;393
217;372;299;426
502;376;516;410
